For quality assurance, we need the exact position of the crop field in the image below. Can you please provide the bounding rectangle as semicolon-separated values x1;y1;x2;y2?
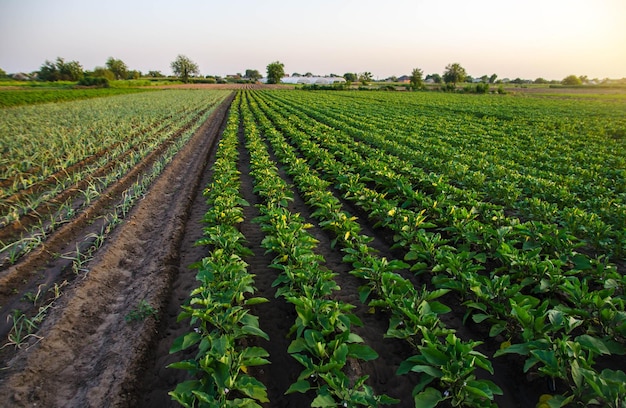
0;87;624;407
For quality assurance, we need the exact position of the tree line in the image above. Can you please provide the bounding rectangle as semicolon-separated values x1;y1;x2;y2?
1;57;619;88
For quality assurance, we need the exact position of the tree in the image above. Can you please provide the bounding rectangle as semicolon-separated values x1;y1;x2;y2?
343;72;357;82
0;67;6;78
171;55;199;83
105;57;128;80
38;57;83;81
442;63;467;87
561;75;582;86
410;68;423;90
489;73;498;84
244;69;262;82
91;67;116;81
127;70;141;80
147;70;164;78
358;72;373;85
266;61;285;84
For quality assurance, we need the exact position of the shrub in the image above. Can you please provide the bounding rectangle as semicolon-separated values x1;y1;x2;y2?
77;76;110;88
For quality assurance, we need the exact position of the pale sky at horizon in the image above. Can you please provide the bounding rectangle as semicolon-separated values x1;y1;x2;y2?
1;0;625;81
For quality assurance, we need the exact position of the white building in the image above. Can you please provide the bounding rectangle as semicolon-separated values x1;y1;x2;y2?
260;76;346;84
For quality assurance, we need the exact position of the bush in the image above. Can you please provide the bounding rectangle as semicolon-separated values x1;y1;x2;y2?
77;76;110;88
475;83;489;94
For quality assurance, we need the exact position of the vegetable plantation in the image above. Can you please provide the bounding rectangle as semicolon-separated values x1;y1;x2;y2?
0;86;624;408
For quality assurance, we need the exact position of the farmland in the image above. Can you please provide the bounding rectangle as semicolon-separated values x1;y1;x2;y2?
0;87;624;407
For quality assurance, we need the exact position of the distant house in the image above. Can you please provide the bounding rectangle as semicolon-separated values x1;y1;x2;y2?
397;75;411;83
11;72;31;81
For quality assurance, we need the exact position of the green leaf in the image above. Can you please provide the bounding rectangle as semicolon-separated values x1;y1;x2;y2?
311;393;336;407
242;325;270;341
413;387;444;408
244;297;269;306
571;254;592;270
347;344;379;361
169;331;202;353
493;342;530;357
409;364;444;378
419;346;448;366
472;313;490;323
576;334;610;355
167;360;198;371
285;379;311;394
235;375;269;403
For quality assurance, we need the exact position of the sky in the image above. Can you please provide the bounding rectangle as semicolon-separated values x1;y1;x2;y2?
1;0;625;81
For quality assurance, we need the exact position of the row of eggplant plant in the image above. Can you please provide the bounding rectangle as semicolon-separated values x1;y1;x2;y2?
168;93;271;407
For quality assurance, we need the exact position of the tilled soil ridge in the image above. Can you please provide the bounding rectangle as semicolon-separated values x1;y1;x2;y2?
0;94;233;407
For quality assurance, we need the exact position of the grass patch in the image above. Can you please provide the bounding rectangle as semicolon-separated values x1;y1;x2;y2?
0;87;154;108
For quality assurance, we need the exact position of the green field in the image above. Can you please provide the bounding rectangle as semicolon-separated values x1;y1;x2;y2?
1;87;624;407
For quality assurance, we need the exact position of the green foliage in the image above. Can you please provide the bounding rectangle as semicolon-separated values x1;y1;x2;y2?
105;57;128;80
343;72;358;82
410;67;424;90
171;54;200;83
358;72;372;85
124;299;158;322
266;61;285;84
443;62;467;86
244;69;262;82
562;74;583;86
0;87;149;107
77;76;110;88
242;88;626;407
38;57;84;81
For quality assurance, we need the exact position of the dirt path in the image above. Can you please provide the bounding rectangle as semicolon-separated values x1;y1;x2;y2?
0;94;234;407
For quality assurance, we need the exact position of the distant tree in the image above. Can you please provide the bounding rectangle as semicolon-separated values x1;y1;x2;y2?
534;77;549;84
292;72;301;77
91;67;116;81
387;76;398;82
171;55;199;83
39;57;83;81
0;67;6;78
127;70;141;80
358;71;373;85
442;63;467;87
578;75;589;84
105;57;128;80
343;72;357;82
479;75;489;83
244;69;262;82
561;75;582;86
304;72;313;77
426;73;442;84
61;60;84;81
489;73;498;84
266;61;285;84
147;70;164;78
410;68;423;90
